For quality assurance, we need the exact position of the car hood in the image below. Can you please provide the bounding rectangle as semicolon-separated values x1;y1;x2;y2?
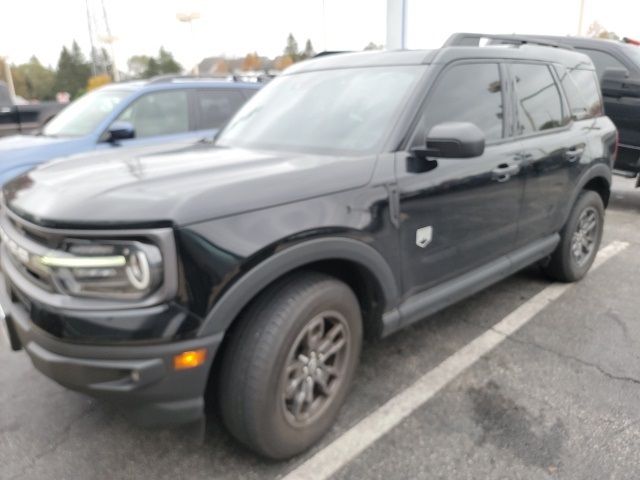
4;144;376;227
0;135;87;183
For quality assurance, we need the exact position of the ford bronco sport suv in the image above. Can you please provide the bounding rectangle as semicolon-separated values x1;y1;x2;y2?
0;40;616;459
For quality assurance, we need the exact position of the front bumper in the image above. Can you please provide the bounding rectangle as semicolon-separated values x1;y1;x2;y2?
0;271;223;427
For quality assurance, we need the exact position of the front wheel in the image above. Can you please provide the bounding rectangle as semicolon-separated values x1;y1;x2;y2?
543;190;604;282
218;272;362;459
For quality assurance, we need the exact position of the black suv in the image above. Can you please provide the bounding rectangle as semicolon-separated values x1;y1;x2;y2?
0;42;616;459
448;33;640;184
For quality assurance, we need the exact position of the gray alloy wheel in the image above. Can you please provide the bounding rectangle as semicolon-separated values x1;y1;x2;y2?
570;206;599;267
280;310;351;428
217;271;362;459
544;190;604;282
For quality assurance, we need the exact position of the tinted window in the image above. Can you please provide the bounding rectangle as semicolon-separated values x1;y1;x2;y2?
558;66;603;120
578;49;627;80
512;63;565;135
422;63;504;141
115;90;189;139
218;66;424;155
197;90;245;129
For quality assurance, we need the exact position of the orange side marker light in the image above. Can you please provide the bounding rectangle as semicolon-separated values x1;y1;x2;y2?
173;349;207;370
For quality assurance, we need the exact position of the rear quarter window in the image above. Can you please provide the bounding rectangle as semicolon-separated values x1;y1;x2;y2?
511;63;568;135
558;67;603;120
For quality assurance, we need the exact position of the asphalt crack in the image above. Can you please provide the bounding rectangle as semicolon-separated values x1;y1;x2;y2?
461;317;640;388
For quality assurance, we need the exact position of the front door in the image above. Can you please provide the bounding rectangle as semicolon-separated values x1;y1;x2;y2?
396;61;525;297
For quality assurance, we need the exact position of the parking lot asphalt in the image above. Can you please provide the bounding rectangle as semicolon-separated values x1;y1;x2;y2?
1;176;639;480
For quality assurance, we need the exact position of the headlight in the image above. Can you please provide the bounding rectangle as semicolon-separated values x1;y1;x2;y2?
38;240;163;300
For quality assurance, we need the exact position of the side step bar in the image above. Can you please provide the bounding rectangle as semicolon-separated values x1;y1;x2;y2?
381;234;560;337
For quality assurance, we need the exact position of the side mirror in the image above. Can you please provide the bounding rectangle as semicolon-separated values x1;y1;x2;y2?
423;122;485;158
107;121;135;142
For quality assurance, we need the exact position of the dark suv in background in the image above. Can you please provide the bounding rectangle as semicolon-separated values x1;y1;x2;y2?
0;40;616;459
447;33;640;184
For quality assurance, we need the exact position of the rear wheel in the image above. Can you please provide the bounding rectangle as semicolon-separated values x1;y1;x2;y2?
218;272;362;459
543;190;604;282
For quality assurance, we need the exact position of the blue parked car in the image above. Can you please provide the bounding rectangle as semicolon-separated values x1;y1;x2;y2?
0;77;260;185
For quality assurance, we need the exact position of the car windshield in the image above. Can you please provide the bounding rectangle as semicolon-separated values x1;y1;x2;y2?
43;89;130;137
217;65;425;155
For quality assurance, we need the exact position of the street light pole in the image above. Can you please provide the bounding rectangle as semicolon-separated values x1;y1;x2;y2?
100;35;120;82
386;0;408;50
177;12;201;75
577;0;586;36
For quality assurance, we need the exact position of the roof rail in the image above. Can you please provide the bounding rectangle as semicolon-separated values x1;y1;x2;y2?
147;74;236;84
443;33;574;50
313;51;352;58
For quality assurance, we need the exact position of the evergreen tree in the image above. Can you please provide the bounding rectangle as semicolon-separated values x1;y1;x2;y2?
284;34;300;61
54;41;91;99
157;47;182;74
302;39;315;59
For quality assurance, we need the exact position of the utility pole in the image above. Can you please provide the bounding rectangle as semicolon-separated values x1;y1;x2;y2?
577;0;586;36
386;0;408;50
100;0;119;81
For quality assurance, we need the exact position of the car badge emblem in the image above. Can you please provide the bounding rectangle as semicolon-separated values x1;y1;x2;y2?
416;226;433;248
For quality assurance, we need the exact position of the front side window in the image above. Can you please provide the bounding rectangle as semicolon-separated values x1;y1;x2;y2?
217;66;425;155
43;89;129;137
421;63;504;142
512;63;566;135
114;90;189;139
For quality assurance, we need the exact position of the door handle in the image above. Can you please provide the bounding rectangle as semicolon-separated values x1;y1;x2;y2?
491;163;520;183
565;146;585;163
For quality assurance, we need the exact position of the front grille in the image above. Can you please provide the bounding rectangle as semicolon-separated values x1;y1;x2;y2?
9;216;64;249
1;211;58;292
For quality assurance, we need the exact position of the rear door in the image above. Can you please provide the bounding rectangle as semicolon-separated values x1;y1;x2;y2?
508;62;585;246
395;61;525;295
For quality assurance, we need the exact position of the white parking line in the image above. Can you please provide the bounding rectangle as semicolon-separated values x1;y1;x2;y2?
282;240;630;480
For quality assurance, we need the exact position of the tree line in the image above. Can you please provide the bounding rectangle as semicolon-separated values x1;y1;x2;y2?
1;42;182;102
2;33;382;102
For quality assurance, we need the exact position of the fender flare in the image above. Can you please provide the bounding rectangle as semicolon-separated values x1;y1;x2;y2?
562;163;611;224
197;237;400;336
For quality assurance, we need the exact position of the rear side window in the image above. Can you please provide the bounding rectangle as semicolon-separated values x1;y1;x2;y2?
511;63;566;135
421;63;504;141
577;49;627;80
196;90;245;129
558;67;603;120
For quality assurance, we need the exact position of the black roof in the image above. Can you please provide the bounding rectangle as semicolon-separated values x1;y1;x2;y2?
287;42;594;75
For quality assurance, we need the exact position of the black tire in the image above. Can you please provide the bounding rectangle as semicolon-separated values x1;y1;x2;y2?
218;271;362;459
543;190;604;282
